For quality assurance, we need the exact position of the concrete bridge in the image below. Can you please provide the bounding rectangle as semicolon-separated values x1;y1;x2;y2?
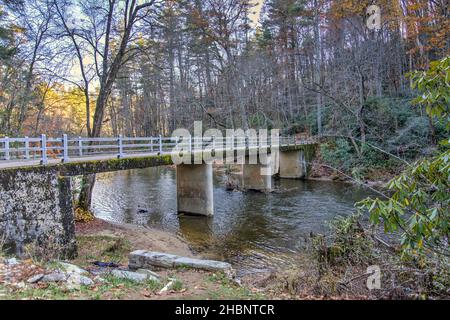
0;135;317;257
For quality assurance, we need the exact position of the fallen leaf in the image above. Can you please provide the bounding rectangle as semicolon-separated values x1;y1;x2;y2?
141;290;152;298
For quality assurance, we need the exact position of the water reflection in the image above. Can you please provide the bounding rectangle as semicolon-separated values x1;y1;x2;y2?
92;167;373;275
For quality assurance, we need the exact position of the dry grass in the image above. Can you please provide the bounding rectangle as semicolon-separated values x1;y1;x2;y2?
73;235;132;267
0;236;6;258
23;236;70;264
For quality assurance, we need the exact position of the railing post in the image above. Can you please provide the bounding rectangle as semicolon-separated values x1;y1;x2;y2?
212;135;216;151
24;136;30;160
4;137;10;161
62;134;69;163
41;134;48;165
189;135;193;153
196;136;199;152
159;135;163;154
78;137;83;157
118;135;124;158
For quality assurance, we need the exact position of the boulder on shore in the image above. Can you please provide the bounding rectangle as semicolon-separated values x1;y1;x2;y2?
111;269;160;283
129;250;233;274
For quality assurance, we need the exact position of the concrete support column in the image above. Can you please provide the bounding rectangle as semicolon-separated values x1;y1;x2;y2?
176;164;214;216
271;150;280;176
279;150;306;179
242;155;273;192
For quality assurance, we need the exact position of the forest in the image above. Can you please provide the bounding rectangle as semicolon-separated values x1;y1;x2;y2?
0;1;447;139
0;0;449;300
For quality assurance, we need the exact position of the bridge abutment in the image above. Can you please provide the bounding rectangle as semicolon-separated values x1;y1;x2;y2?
279;149;307;179
0;168;76;258
176;164;214;216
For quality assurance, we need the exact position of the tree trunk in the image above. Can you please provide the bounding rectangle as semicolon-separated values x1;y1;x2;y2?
77;174;96;210
428;116;437;145
313;0;323;135
358;70;367;151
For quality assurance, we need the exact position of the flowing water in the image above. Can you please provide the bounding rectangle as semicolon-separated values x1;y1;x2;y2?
92;167;374;276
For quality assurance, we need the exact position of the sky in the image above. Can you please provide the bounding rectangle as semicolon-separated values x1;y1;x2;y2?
249;0;264;27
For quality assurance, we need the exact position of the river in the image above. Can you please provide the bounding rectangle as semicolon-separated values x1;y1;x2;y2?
91;166;374;276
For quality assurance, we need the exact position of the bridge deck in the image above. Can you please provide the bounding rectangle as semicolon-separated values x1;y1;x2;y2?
0;132;318;177
0;143;317;177
0;151;162;170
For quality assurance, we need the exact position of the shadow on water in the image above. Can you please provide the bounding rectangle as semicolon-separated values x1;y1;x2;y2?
92;167;374;275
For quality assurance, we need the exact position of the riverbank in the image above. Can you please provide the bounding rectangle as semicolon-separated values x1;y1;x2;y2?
0;219;269;300
308;157;396;190
73;219;350;300
71;219;383;300
0;218;377;300
4;216;440;300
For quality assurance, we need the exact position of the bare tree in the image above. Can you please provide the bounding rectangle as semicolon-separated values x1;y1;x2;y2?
51;0;161;210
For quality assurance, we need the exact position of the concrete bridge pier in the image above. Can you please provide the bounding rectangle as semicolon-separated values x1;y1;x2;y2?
279;149;307;179
242;154;273;192
176;163;214;216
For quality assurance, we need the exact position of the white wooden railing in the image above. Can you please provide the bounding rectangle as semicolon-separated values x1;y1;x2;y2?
0;134;315;165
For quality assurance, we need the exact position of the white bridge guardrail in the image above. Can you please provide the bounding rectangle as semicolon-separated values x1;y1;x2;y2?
0;135;316;166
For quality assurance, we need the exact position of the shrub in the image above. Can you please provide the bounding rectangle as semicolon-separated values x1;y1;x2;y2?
74;207;95;223
314;214;375;268
320;139;355;172
359;57;450;255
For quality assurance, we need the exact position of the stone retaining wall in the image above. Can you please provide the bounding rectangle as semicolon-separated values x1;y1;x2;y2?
0;167;76;257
